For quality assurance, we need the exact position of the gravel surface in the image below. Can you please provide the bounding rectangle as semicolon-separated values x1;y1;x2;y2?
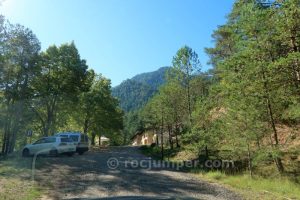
34;146;242;200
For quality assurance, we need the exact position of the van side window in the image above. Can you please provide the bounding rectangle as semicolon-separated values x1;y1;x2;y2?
45;137;56;143
70;135;79;142
34;138;46;144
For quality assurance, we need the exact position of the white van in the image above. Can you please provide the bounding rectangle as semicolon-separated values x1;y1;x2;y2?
22;136;76;157
55;132;90;155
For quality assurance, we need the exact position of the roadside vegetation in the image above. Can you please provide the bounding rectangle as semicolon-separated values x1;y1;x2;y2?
196;171;300;200
130;0;300;176
140;145;300;200
0;154;42;200
132;1;300;198
0;15;124;198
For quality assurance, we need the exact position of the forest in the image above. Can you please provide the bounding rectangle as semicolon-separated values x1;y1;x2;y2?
0;15;124;156
122;0;300;177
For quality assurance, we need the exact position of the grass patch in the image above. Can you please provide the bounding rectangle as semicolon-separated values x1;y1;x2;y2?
0;178;43;200
139;145;162;159
195;171;300;200
0;155;43;200
139;145;182;161
140;146;300;199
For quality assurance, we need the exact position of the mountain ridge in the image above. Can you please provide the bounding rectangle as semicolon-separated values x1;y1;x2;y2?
112;66;170;112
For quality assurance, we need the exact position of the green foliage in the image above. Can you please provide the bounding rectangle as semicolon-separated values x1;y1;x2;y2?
122;110;145;144
70;73;123;145
0;16;123;154
197;171;300;200
131;66;170;90
112;79;155;112
171;46;201;121
200;0;300;174
112;67;169;112
113;67;170;144
0;17;42;154
128;0;300;177
0;156;43;199
139;145;162;159
31;42;89;136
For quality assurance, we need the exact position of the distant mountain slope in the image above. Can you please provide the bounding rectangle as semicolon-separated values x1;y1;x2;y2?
112;67;170;112
131;66;170;90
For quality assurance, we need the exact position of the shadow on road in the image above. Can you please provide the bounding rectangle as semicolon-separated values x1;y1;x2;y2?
15;146;240;200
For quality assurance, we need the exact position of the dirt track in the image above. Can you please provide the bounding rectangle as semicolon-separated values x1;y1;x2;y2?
32;146;241;200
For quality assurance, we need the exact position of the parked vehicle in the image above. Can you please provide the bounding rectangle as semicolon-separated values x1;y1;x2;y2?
55;132;90;155
22;136;76;157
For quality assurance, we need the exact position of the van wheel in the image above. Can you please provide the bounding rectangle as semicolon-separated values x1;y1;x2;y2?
22;149;30;157
49;149;58;156
78;151;84;155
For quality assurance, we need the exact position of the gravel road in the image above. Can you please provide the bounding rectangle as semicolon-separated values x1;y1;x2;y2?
34;146;242;200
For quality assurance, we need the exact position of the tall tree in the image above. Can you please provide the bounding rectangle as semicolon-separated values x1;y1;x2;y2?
31;42;88;136
172;46;201;124
0;18;41;154
204;0;300;173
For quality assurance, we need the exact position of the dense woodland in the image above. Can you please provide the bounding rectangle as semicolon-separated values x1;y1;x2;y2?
112;67;169;112
0;16;123;155
121;0;300;176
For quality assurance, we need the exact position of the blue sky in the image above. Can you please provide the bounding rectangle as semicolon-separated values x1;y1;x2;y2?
0;0;234;86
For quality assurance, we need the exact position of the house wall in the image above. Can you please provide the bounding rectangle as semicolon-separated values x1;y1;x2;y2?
132;130;174;146
95;136;110;146
132;131;157;146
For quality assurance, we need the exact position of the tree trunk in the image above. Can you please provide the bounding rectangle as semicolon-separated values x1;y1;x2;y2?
123;131;127;145
261;68;284;173
205;145;209;159
44;106;52;136
83;114;89;134
290;32;300;90
44;96;57;136
1;131;8;155
9;102;24;153
187;79;192;124
161;114;164;160
256;136;261;149
168;125;173;150
2;110;12;155
161;131;164;160
156;129;159;145
175;123;180;148
247;143;253;178
8;123;18;153
91;132;96;146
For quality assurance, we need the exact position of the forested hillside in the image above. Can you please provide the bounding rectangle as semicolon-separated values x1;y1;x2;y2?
112;67;169;112
131;67;170;90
